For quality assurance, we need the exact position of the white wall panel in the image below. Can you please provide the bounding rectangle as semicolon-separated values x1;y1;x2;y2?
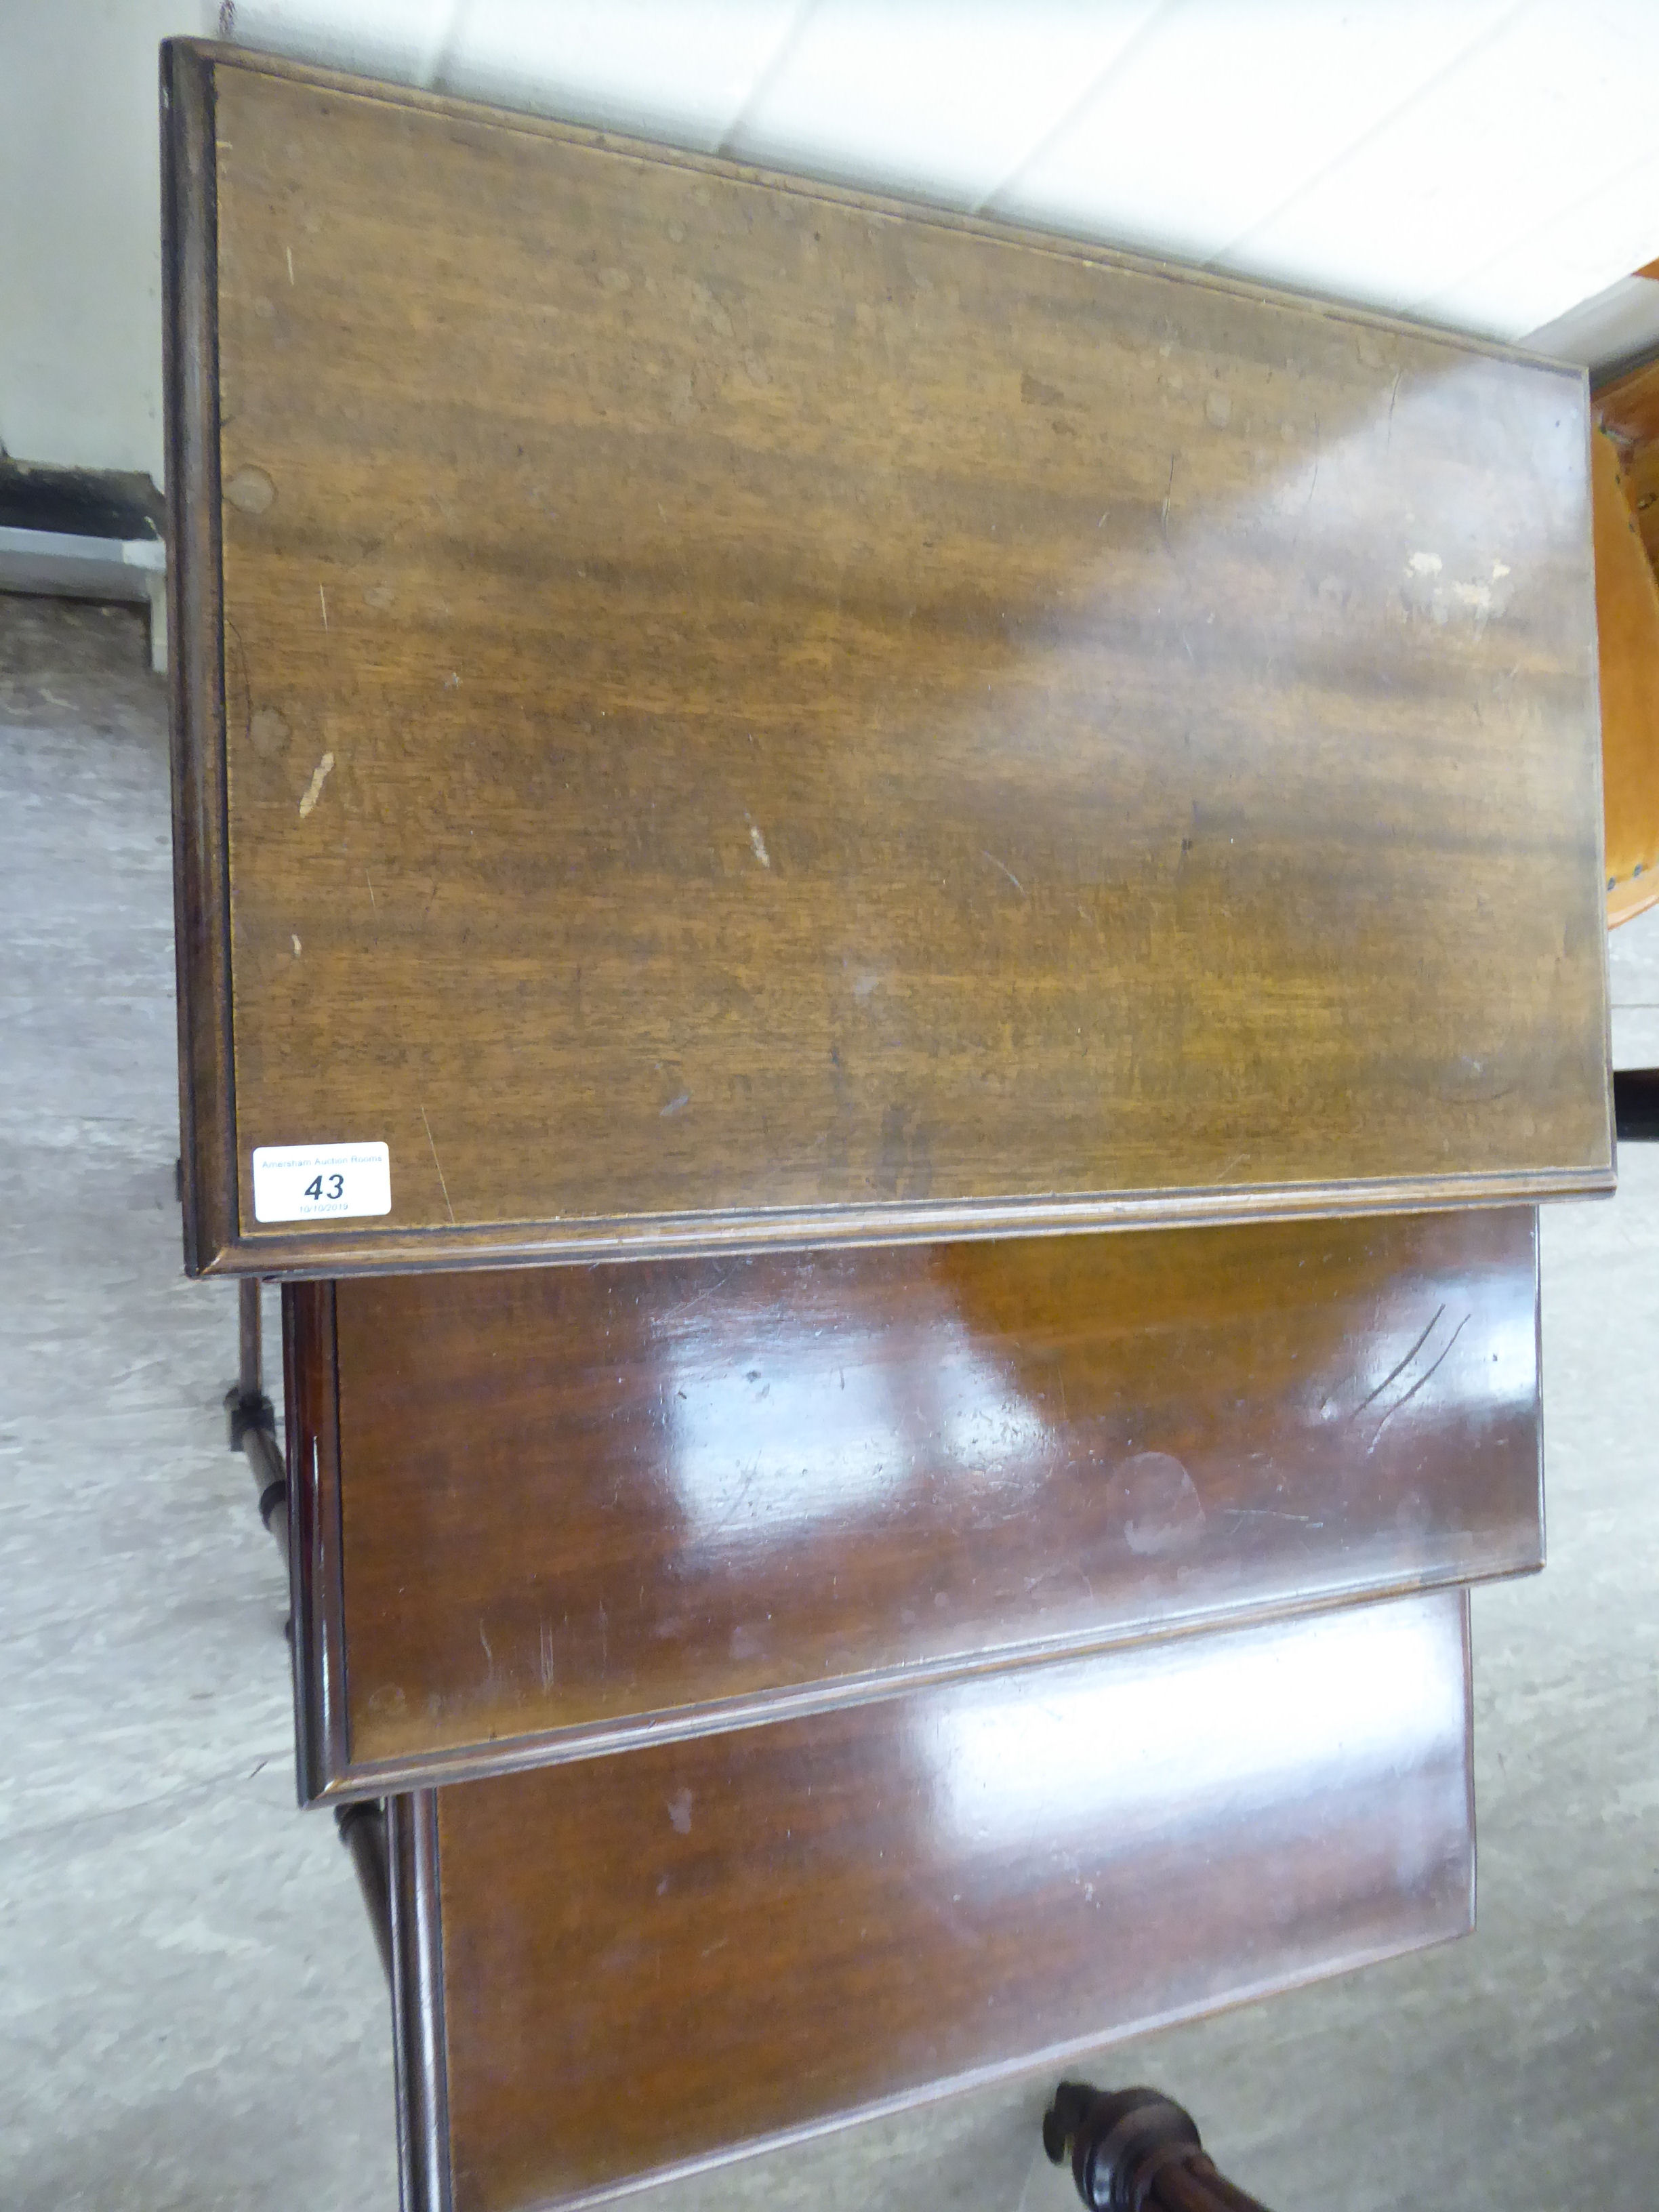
0;0;213;485
1523;276;1659;373
1427;147;1659;344
227;0;455;86
1216;0;1659;331
990;0;1514;268
720;1;1162;209
440;0;804;148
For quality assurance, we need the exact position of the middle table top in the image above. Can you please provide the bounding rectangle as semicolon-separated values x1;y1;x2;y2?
287;1206;1538;1799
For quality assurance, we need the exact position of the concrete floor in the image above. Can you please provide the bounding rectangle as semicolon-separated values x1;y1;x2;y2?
0;599;394;2211
1;592;1654;2211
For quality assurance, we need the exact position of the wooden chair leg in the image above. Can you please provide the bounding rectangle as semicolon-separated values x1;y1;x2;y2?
335;1801;393;1989
225;1279;392;1987
226;1277;287;1586
1044;2083;1273;2212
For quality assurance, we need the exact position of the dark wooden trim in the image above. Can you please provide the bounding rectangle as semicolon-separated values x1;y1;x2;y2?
161;39;237;1277
285;1280;350;1803
207;1168;1609;1282
388;1791;453;2212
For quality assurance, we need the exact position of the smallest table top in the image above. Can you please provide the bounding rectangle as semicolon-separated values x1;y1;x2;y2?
389;1592;1473;2212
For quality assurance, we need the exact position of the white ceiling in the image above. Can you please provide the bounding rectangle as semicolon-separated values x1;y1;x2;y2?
228;0;1659;354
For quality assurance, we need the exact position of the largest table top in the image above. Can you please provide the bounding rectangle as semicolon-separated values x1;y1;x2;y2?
164;41;1612;1275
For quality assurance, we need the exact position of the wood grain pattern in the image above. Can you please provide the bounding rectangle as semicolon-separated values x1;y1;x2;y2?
1591;427;1659;926
394;1593;1473;2212
287;1208;1538;1799
1595;345;1659;585
165;40;1612;1275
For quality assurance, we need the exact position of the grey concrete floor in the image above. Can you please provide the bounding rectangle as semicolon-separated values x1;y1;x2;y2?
1;592;1654;2211
0;599;394;2210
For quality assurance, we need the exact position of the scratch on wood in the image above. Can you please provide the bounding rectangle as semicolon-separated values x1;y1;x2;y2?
420;1102;457;1224
1368;1313;1469;1453
285;245;295;286
317;583;328;629
982;850;1024;895
1353;1305;1443;1417
1161;453;1176;542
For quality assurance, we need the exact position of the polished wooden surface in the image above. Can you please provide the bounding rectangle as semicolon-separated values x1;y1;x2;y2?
392;1593;1472;2212
286;1208;1537;1799
1595;345;1659;585
1591;426;1659;926
165;41;1612;1275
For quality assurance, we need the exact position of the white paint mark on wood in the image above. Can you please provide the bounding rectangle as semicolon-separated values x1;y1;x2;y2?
748;822;771;867
297;751;334;817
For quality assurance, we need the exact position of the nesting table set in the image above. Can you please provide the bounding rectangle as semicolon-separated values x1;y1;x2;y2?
163;39;1612;2212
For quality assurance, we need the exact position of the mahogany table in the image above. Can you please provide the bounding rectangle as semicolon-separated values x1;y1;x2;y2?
162;35;1610;2212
